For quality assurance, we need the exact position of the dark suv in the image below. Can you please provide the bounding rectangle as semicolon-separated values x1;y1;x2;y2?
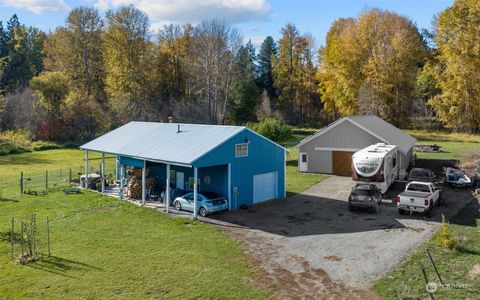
348;184;382;213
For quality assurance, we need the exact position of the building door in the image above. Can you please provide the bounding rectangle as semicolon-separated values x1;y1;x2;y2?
332;151;354;176
176;172;184;189
253;172;277;204
299;153;308;172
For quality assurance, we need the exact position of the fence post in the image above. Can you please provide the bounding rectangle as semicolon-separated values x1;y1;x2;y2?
20;172;23;194
11;217;14;260
47;217;51;257
69;168;72;184
45;170;48;190
20;221;24;256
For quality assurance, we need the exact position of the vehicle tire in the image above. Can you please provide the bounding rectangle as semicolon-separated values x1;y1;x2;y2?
348;203;354;211
199;207;207;217
426;203;432;218
174;201;181;210
399;209;405;215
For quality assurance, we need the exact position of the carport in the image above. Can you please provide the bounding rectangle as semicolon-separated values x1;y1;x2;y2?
80;121;286;218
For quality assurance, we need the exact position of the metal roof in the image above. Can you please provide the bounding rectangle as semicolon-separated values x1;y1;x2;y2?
80;122;245;165
296;115;416;155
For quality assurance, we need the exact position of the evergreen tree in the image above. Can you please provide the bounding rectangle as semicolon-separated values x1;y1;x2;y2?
258;36;277;101
228;42;260;124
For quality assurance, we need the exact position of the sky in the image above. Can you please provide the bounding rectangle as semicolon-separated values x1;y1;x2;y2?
0;0;453;47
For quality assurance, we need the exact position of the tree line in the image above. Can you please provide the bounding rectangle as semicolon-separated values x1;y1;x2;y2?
0;0;479;144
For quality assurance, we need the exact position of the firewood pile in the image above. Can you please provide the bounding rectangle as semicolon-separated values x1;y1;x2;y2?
126;176;156;199
413;144;441;153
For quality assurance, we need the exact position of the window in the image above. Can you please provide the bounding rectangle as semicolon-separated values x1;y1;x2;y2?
235;143;248;157
301;154;307;163
188;177;201;190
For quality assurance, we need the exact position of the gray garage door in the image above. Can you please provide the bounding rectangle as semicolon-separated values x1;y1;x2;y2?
253;172;277;204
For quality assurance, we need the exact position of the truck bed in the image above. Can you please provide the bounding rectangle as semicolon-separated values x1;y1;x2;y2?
399;190;430;198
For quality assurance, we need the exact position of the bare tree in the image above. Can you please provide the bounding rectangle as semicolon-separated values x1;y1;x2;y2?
190;20;241;124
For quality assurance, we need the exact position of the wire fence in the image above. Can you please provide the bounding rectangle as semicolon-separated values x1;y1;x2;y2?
0;163;117;200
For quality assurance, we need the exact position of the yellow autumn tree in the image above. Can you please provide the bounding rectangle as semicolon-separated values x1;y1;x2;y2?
318;10;426;125
430;0;480;132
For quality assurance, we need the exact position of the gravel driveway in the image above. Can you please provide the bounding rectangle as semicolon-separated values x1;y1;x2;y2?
210;176;474;298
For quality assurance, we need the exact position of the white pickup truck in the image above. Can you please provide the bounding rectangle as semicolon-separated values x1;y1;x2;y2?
396;181;442;217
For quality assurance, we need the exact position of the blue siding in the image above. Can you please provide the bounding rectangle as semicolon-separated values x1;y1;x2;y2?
146;163;227;196
194;129;285;210
117;128;285;211
119;156;144;168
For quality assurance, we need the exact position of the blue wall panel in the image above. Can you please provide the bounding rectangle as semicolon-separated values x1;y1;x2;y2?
118;128;285;211
119;156;144;168
194;129;285;210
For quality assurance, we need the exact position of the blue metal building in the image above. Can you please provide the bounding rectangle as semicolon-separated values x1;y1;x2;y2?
80;121;286;216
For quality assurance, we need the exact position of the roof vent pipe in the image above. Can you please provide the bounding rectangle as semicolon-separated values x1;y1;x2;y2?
168;116;173;123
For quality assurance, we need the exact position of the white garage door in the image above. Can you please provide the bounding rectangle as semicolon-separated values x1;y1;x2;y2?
253;172;277;204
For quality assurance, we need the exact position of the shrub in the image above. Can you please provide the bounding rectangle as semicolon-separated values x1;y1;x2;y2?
0;130;32;155
436;214;456;250
32;141;62;151
0;130;62;155
247;118;293;143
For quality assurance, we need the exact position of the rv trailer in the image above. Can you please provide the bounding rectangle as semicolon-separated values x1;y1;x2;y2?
352;143;399;193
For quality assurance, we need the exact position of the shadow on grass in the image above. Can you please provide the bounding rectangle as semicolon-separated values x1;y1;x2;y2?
286;159;298;167
26;256;103;278
0;156;53;165
0;197;19;203
455;246;480;256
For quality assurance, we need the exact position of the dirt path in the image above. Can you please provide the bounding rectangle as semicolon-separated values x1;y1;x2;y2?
220;226;379;299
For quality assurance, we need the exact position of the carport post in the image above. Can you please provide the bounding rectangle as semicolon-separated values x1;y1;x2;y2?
142;160;146;206
84;150;89;188
166;164;170;213
227;163;231;211
120;164;125;200
193;167;198;219
101;153;105;194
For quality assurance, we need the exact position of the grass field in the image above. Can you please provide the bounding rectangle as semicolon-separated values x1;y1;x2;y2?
374;198;480;299
374;129;480;299
283;131;327;196
0;189;266;299
0;134;325;299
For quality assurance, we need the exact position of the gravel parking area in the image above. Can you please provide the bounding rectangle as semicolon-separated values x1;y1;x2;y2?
211;174;474;298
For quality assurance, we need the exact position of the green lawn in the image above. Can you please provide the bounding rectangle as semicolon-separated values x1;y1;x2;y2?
374;198;480;299
0;140;326;299
413;140;480;161
0;189;266;299
283;131;327;196
0;149;116;178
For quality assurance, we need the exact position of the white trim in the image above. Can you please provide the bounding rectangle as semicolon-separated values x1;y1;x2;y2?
228;163;232;211
299;152;308;172
346;118;389;145
235;143;248;157
84;150;89;188
166;164;170;213
243;127;287;151
193;167;198;219
141;160;146;206
295;118;346;148
101;153;105;194
314;147;361;152
295;117;412;155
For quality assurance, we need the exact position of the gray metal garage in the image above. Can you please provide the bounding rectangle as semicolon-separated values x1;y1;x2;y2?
296;115;416;176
